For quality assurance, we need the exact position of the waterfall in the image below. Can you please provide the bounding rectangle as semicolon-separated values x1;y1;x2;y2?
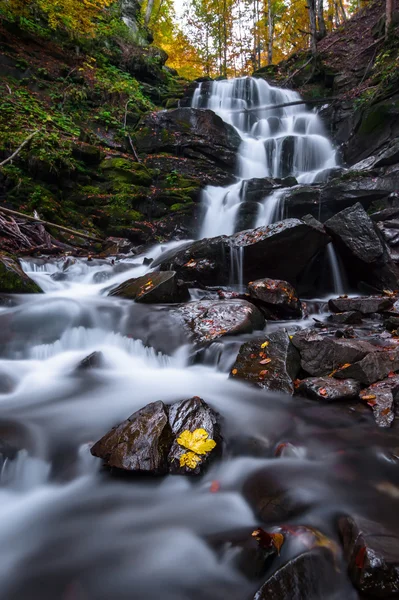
326;243;345;296
193;77;337;237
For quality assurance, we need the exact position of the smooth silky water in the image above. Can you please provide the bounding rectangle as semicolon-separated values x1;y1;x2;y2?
0;79;390;600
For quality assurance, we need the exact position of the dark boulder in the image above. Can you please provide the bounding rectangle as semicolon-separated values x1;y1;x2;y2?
359;375;399;428
297;377;360;402
135;108;241;172
176;299;265;345
325;203;399;291
109;271;189;303
230;330;300;395
168;396;221;475
248;278;302;318
77;351;104;370
334;348;399;386
291;329;376;377
328;295;395;315
158;217;329;292
339;514;399;597
0;253;42;294
327;311;363;325
90;401;172;474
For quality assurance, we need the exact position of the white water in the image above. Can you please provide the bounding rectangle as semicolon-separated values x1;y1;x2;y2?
326;242;346;295
193;77;337;236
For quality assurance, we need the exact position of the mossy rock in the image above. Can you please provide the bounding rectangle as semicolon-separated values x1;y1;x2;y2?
100;158;153;186
358;103;391;136
170;202;194;212
0;253;42;294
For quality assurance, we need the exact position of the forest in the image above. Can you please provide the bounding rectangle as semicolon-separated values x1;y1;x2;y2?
1;0;399;599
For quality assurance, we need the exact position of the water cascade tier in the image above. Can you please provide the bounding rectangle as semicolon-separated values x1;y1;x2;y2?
192;77;337;238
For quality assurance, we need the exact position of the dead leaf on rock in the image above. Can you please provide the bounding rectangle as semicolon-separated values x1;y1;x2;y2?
177;428;216;455
179;451;201;469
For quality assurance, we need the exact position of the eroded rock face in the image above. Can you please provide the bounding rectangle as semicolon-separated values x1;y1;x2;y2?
135;108;241;172
297;377;361;402
328;295;395;315
0;253;42;294
176;299;265;345
339;514;399;597
109;271;189;303
90;397;221;475
230;330;300;394
325;203;399;291
248;278;302;319
334;348;399;386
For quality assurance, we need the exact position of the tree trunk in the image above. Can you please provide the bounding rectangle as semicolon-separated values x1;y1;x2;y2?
144;0;155;25
306;0;317;55
386;0;393;37
267;0;274;64
317;0;327;38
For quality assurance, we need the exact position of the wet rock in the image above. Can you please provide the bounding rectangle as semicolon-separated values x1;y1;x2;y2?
334;348;399;386
230;330;300;394
327;311;363;325
168;396;222;475
359;375;399;428
325;203;399;291
329;295;395;315
339;514;399;597
0;253;42;294
90;401;172;474
385;315;399;331
158;217;329;292
291;329;376;376
297;377;361;402
176;299;265;345
77;351;103;370
248;278;302;319
109;271;189;303
135;108;241;172
254;549;341;600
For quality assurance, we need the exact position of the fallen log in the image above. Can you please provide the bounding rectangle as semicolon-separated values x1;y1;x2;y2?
229;97;339;113
0;206;104;243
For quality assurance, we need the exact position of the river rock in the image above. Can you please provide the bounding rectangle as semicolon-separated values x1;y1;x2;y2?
328;295;395;315
90;401;172;474
0;253;42;294
359;374;399;427
230;330;300;394
109;271;189;303
168;396;221;475
158;217;329;292
297;377;361;402
334;348;399;386
77;351;104;370
327;311;363;325
135;107;241;172
254;549;342;600
325;203;399;291
176;299;265;345
339;514;399;597
248;278;302;318
291;329;376;376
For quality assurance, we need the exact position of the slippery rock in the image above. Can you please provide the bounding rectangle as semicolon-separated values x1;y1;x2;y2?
248;278;302;319
328;295;395;315
90;397;221;476
135;108;241;172
297;377;361;402
0;253;42;294
339;514;399;597
334;348;399;386
109;271;189;303
176;299;265;345
327;311;363;325
77;351;104;370
230;330;300;394
158;218;329;291
325;203;399;291
359;375;399;428
90;401;172;474
291;329;376;377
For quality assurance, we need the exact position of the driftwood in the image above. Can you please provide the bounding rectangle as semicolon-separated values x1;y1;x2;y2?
0;206;103;243
231;96;338;114
0;131;39;168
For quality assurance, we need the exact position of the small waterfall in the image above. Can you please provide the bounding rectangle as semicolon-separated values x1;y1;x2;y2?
326;243;345;295
229;244;244;292
255;188;286;228
193;77;337;238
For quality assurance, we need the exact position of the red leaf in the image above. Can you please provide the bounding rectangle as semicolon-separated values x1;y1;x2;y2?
355;546;366;569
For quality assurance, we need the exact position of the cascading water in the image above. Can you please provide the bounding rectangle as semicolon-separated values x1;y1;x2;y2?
192;77;337;237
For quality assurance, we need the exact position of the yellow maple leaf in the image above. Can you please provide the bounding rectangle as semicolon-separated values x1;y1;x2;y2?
177;428;216;455
180;451;201;469
261;341;269;348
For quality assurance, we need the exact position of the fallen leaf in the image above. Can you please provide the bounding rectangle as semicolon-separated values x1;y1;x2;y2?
210;480;220;493
319;388;328;396
177;428;216;455
179;451;201;469
271;533;284;554
259;358;271;365
259;369;268;376
361;394;376;401
232;368;238;375
261;341;269;349
340;363;351;369
355;546;367;569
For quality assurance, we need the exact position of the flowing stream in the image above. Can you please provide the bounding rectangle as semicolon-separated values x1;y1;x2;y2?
0;79;388;600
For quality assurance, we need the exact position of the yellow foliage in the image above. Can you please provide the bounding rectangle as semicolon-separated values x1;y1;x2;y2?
177;428;216;455
179;451;201;469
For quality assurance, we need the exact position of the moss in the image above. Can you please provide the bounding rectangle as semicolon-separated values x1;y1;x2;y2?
358;103;391;136
0;253;42;294
100;159;153;186
170;202;194;212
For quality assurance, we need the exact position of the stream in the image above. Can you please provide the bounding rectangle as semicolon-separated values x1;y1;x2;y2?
0;77;396;600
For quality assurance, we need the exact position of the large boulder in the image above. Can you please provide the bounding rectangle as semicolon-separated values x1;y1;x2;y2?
328;295;395;315
157;217;329;292
176;299;265;345
297;377;361;402
135;108;241;172
334;348;399;386
109;271;189;303
0;253;42;294
325;203;399;291
91;397;221;475
230;330;300;394
339;514;399;597
248;278;302;318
